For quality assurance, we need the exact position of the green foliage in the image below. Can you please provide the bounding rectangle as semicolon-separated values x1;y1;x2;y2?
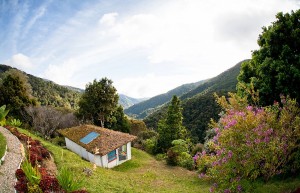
196;93;300;192
109;105;131;133
21;158;41;185
7;118;22;127
0;105;9;126
142;137;157;154
28;184;43;193
0;132;6;162
0;69;36;119
166;139;194;170
129;119;147;136
0;65;82;111
57;166;83;193
238;10;300;106
157;96;188;153
77;78;119;127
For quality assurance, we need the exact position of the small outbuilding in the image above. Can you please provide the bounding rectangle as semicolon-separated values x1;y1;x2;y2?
59;125;137;168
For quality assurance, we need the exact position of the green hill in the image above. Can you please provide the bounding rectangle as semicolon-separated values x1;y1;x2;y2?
144;60;247;142
124;80;207;118
0;64;82;110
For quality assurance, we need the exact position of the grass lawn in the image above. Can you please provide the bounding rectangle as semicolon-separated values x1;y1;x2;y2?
0;131;7;160
17;128;300;193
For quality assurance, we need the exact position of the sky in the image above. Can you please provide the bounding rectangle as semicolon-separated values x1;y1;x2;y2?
0;0;299;98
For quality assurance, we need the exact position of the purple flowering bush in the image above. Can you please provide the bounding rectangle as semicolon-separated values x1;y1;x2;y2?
195;93;300;192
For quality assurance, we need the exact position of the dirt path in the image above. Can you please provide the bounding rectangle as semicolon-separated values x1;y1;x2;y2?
0;126;23;193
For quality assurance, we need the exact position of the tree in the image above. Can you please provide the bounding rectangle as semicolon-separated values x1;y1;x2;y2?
25;106;79;139
157;95;187;153
77;78;119;127
0;69;36;119
109;105;131;133
238;10;300;106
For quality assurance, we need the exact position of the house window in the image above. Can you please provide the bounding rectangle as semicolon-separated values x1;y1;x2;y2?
108;150;117;162
118;144;127;161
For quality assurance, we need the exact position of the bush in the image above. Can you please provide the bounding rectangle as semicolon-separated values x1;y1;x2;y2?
7;118;22;127
142;137;157;154
57;166;84;193
196;93;300;192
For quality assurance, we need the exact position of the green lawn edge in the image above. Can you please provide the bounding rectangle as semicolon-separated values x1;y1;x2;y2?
0;131;7;160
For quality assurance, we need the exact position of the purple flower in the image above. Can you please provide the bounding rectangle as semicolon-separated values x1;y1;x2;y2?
246;105;253;111
237;185;242;192
215;127;220;133
209;187;215;192
198;173;206;178
227;150;233;159
224;189;231;193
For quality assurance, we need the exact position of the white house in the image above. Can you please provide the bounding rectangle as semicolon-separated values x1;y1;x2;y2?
59;124;137;168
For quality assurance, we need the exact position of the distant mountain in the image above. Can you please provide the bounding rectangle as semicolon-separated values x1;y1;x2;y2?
124;80;207;118
118;94;146;109
144;60;248;143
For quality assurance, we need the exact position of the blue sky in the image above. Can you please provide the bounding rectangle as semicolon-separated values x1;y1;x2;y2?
0;0;299;98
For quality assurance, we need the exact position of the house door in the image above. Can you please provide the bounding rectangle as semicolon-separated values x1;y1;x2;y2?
118;144;127;161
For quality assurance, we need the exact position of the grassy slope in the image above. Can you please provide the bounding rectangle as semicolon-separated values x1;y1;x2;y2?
0;131;6;159
17;128;300;193
18;128;209;193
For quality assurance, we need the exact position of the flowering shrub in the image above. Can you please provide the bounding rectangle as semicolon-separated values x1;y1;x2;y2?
195;93;300;192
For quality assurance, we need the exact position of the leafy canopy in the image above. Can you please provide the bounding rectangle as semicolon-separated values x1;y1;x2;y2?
157;95;187;153
77;77;119;127
238;10;300;106
0;69;36;119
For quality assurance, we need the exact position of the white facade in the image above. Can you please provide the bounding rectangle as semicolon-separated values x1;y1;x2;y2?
65;138;132;168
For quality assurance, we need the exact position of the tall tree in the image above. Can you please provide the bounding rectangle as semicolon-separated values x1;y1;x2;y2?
0;69;36;119
238;10;300;106
77;77;119;127
109;105;131;133
157;95;187;153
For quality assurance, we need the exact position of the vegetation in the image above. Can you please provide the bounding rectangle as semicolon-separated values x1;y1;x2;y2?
0;64;82;111
238;10;300;106
0;69;37;120
157;96;188;153
56;166;84;192
109;105;131;133
0;131;6;161
17;128;210;193
0;105;9;126
77;78;119;127
195;93;300;192
24;106;79;139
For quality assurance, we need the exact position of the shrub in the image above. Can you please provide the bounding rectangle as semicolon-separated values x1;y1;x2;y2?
57;166;84;193
142;137;157;154
39;176;60;192
15;169;26;180
21;158;41;186
7;118;22;127
196;93;300;192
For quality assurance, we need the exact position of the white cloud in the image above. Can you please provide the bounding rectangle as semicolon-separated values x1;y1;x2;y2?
6;53;33;71
99;12;119;26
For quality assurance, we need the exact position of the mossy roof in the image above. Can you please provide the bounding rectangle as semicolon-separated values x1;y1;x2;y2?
59;125;137;156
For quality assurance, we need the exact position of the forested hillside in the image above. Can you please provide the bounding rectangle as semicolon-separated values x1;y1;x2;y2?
124;80;206;118
0;64;82;110
144;60;246;142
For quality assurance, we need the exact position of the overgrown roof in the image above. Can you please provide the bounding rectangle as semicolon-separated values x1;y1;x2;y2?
59;125;137;156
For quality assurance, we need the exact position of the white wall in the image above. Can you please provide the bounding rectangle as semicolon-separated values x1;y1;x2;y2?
65;138;133;168
127;142;132;160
